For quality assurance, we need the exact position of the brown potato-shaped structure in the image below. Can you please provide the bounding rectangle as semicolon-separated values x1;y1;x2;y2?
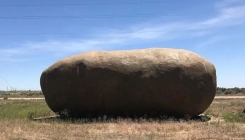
40;48;216;117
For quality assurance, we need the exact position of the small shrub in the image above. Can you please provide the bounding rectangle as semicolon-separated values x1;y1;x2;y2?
3;93;10;95
0;101;55;119
56;109;71;118
3;97;8;100
27;112;36;120
223;112;245;123
224;90;233;95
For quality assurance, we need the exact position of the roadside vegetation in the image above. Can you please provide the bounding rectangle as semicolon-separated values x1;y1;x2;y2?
216;87;245;95
204;99;245;123
0;99;245;139
0;90;43;98
1;87;244;99
0;87;244;99
0;100;54;119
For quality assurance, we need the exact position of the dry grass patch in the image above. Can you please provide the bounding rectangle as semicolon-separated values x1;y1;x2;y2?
0;99;245;140
204;99;245;123
1;119;245;140
0;100;54;119
0;91;44;98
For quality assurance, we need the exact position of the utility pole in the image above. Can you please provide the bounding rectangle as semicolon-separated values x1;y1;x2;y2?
0;75;14;91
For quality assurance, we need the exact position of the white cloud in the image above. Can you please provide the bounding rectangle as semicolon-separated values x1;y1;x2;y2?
201;5;245;27
0;46;47;62
20;22;187;55
0;58;35;62
0;47;31;62
0;47;27;55
1;0;245;62
197;35;227;48
215;0;244;8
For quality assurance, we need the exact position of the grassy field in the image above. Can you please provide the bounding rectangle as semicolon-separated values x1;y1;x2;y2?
0;91;44;98
0;99;245;140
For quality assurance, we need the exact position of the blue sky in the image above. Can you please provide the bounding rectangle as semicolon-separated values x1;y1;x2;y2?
0;0;245;90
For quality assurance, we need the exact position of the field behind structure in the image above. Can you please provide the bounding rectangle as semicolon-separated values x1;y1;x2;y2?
0;90;44;98
0;98;245;140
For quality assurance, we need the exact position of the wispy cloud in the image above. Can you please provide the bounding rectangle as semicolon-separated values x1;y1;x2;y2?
201;5;245;27
0;47;32;62
19;22;188;54
215;0;244;8
0;46;46;62
1;0;245;62
196;35;227;48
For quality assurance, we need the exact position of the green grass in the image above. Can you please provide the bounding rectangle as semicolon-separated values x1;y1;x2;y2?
0;100;54;119
204;99;245;119
1;99;245;123
0;91;44;98
1;99;245;139
223;113;245;123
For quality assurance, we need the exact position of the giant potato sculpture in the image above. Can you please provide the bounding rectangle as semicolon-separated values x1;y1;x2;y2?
40;48;216;117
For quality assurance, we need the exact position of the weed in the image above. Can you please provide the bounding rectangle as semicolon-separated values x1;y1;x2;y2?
223;112;245;123
1;99;245;139
56;108;71;118
0;100;54;119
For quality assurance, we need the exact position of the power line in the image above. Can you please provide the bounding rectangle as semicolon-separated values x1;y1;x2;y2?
0;1;178;7
0;14;180;19
0;30;169;36
0;75;14;90
0;12;243;20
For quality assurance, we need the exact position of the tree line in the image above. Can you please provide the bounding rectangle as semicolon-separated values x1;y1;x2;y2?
216;87;245;95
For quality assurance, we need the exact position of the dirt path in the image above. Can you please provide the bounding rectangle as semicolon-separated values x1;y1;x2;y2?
0;98;45;100
214;96;245;99
0;96;245;100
